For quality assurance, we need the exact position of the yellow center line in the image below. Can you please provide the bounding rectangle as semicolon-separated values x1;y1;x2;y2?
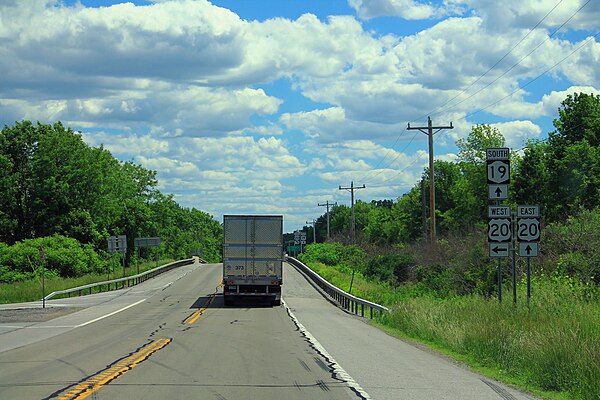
183;283;222;325
183;294;215;325
56;338;172;400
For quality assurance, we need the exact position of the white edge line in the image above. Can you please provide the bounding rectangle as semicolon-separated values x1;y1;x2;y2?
77;298;146;328
282;300;371;400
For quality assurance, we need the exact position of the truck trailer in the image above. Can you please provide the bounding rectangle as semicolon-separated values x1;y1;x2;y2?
222;215;283;306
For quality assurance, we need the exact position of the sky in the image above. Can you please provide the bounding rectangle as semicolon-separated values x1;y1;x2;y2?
1;0;599;233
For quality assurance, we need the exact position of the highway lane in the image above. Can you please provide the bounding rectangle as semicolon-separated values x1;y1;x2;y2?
283;262;537;400
0;261;359;400
0;259;537;400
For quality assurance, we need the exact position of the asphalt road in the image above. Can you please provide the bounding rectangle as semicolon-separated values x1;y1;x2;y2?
0;260;537;400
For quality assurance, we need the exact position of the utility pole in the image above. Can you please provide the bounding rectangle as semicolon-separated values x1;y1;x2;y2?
407;117;453;243
339;181;366;243
421;179;427;240
306;220;319;244
318;201;336;241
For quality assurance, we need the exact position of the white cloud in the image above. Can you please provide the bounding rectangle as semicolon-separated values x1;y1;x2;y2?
1;0;599;232
458;0;600;32
491;120;542;149
348;0;454;20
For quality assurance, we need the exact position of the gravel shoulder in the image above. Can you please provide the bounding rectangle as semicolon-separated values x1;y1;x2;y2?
0;307;82;323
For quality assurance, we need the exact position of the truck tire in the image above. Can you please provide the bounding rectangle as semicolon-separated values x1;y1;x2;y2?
272;299;281;307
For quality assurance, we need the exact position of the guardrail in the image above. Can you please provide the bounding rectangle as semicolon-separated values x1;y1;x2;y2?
44;257;200;301
286;256;388;319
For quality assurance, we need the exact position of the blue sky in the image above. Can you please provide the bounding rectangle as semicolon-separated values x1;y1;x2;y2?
1;0;599;232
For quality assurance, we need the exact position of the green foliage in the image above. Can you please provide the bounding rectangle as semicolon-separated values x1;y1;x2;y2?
542;207;600;285
0;235;108;279
299;242;345;266
365;253;415;283
315;93;599;245
0;120;223;282
545;92;600;221
380;282;600;400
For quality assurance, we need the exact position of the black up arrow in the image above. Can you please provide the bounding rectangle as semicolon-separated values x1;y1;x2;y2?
495;187;503;197
525;245;532;255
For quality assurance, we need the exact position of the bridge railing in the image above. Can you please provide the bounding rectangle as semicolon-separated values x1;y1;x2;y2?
286;256;388;319
44;257;202;301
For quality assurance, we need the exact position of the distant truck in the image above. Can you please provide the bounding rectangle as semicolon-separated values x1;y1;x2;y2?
222;215;283;306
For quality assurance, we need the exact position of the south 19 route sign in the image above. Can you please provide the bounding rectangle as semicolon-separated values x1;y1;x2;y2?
487;148;510;200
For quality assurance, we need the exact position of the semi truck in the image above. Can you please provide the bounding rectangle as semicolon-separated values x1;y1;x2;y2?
222;215;283;306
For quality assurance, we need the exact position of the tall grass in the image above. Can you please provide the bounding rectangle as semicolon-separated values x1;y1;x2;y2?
304;261;600;400
0;258;174;304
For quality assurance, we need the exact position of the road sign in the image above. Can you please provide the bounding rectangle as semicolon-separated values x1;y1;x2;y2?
486;148;510;160
489;243;509;257
135;237;160;247
488;206;510;218
517;218;540;242
488;219;511;242
108;236;117;254
519;242;539;257
117;235;127;252
486;148;510;185
517;205;540;218
487;160;510;184
488;184;508;200
488;206;511;242
517;205;540;257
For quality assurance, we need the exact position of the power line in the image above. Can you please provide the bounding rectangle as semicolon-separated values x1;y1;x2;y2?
357;23;598;191
465;29;600;121
355;0;589;184
425;0;566;120
430;0;592;119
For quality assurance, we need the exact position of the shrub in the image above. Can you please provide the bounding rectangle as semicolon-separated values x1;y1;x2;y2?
365;253;415;284
0;235;108;282
299;242;344;266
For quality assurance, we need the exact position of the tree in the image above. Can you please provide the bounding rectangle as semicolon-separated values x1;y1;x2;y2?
512;140;552;215
547;92;600;220
0;121;39;243
456;124;506;222
550;92;600;153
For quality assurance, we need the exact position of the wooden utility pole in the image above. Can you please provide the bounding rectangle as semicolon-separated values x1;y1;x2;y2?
318;201;336;241
338;181;366;243
421;179;427;240
306;220;319;244
408;117;453;243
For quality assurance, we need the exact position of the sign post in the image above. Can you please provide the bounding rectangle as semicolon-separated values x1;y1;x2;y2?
487;148;510;303
40;245;45;309
134;237;161;273
108;235;127;279
488;206;511;303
